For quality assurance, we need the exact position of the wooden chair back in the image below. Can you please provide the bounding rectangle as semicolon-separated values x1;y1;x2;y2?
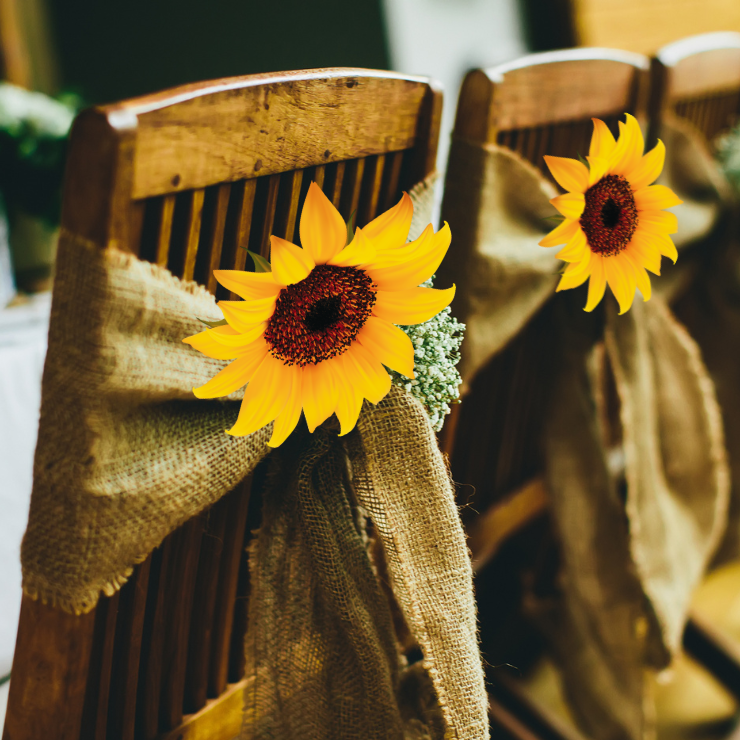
443;48;740;737
650;32;740;144
443;47;649;555
3;68;442;740
439;49;650;736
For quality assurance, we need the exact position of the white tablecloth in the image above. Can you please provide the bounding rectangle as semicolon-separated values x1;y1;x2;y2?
0;293;50;678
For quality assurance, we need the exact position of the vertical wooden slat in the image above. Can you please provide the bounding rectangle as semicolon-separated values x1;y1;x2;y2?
128;201;146;258
184;501;229;713
382;150;404;210
206;183;231;294
80;591;120;740
330;161;346;207
363;154;385;223
208;478;253;696
279;169;304;243
137;539;173;740
259;174;281;259
3;597;97;740
160;517;205;731
344;157;366;220
229;179;257;286
106;557;152;740
156;195;176;267
313;164;326;190
181;189;205;281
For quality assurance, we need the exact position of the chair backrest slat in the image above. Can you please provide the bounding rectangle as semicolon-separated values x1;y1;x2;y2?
651;32;740;143
3;67;441;740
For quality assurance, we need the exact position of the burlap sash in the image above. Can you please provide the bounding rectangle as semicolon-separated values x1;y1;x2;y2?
437;134;730;740
23;177;488;738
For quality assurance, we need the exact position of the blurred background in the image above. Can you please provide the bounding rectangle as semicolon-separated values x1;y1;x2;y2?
2;0;740;735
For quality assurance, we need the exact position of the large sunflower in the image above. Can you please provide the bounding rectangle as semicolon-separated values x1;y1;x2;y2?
184;182;454;447
540;114;682;313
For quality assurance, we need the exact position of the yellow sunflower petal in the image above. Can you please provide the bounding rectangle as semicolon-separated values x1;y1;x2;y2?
227;353;293;436
268;367;303;448
539;218;579;248
208;321;267;348
213;270;281;301
622;250;651;302
626;139;666;191
638;210;678;234
183;324;240;360
550;193;585;220
218;295;277;333
365;223;451;292
654;233;678;264
327;226;376;267
342;343;392;404
334;372;363;436
633;184;683;211
362;192;413;253
372;285;455;325
611;114;644;176
357;316;415;378
270;236;315;286
584;255;606;312
193;339;269;399
556;252;592;291
589;118;617;160
564;248;593;279
587;155;610;187
302;360;339;433
605;256;635;314
627;233;662;275
556;228;588;262
544;156;590;193
299;182;347;264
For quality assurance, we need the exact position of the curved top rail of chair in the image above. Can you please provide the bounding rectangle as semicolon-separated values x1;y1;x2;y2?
656;32;740;68
98;67;440;118
484;47;649;84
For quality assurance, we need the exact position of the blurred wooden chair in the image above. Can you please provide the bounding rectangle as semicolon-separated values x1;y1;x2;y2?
2;67;442;740
442;46;740;736
650;31;740;145
441;45;650;574
440;47;650;739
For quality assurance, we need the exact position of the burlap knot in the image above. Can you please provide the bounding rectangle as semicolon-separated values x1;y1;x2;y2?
22;176;489;739
437;133;730;740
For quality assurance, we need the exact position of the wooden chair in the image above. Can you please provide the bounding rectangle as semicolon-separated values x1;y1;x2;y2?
2;67;442;740
441;45;650;574
440;47;740;737
650;32;740;145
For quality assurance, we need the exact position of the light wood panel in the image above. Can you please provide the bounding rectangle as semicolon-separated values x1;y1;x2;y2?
571;0;740;56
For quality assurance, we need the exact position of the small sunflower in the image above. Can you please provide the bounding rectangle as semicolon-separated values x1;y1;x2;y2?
184;182;454;447
540;114;682;313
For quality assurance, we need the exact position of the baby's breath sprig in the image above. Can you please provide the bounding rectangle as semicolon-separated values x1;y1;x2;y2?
389;278;465;431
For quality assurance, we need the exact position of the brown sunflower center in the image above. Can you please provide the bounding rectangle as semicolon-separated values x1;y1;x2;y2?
580;174;638;256
265;264;376;367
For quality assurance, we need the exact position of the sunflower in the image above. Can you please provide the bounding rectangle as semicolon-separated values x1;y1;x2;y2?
184;182;454;447
539;114;682;313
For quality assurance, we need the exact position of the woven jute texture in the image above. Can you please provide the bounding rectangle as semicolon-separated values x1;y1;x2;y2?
23;172;488;738
437;135;730;740
244;387;487;739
